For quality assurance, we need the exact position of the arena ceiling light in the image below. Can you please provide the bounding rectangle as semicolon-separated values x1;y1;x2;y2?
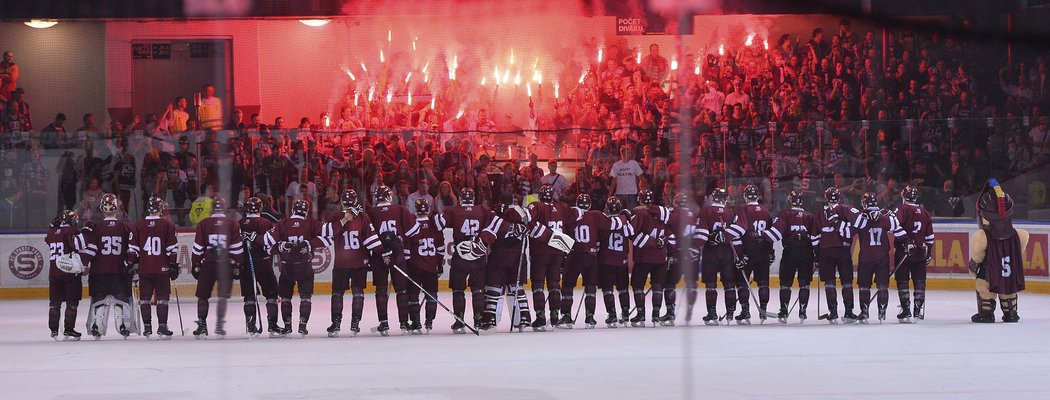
24;19;58;29
298;19;330;27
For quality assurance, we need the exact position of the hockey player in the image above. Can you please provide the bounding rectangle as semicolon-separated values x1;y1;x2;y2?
403;197;446;333
434;187;501;333
367;185;421;335
557;194;606;329
626;189;674;327
263;199;324;337
128;197;179;339
597;196;633;327
764;190;817;323
320;189;383;337
46;210;88;340
239;197;282;337
80;194;137;339
852;193;906;323
969;180;1028;323
525;184;574;331
660;193;694;326
482;192;532;331
814;187;861;324
733;185;774;322
893;185;934;322
190;196;244;339
692;188;747;325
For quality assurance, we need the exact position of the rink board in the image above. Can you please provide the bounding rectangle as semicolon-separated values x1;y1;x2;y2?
1;221;1047;298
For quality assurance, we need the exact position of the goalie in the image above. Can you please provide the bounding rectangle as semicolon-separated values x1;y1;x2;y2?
80;194;138;339
969;180;1029;323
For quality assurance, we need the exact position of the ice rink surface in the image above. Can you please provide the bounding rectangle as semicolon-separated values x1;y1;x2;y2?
4;289;1050;400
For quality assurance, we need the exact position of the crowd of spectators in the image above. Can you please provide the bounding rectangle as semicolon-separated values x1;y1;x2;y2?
2;18;1050;230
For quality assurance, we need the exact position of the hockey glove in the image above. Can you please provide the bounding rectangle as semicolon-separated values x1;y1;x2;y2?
381;250;393;266
824;208;840;224
768;251;776;264
689;247;701;261
278;241;292;254
299;242;313;255
240;231;257;243
655;236;666;249
191;263;201;280
668;256;677;267
925;247;933;265
735;255;749;270
437;262;446;275
231;262;241;279
168;263;180;280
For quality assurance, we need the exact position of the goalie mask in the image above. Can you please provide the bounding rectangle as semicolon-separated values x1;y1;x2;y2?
99;193;119;215
460;187;476;206
605;196;623;216
576;194;592;211
743;185;760;203
977;179;1016;240
374;185;392;204
710;188;728;206
415;197;431;216
824;187;841;205
292;199;311;217
637;189;655;206
341;189;360;211
901;185;919;204
146;197;166;215
788;190;805;208
212;196;228;214
244;197;263;214
538;184;555;204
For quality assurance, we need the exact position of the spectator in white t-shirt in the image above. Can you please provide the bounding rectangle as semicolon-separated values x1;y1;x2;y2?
609;147;643;209
1028;117;1050;163
539;159;569;202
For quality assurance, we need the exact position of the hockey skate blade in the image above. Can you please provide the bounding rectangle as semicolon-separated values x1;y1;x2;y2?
370;327;390;336
735;319;752;326
898;318;915;324
478;328;496;336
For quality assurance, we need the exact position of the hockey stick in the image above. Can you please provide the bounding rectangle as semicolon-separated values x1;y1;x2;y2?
729;245;762;323
509;235;530;333
389;262;480;336
173;283;185;335
243;240;263;336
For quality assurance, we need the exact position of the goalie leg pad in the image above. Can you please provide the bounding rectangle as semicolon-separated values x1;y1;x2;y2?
87;296;114;336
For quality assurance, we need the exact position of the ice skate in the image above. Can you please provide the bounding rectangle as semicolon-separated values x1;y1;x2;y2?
758;304;769;323
268;321;284;338
620;309;630;327
399;321;412;335
193;320;208;340
555;314;574;329
350;320;361;337
246;317;260;339
877;304;888;323
50;330;59;341
118;323;131;339
702;308;719;326
857;310;869;324
798;304;808;324
584;314;597;329
280;323;293;338
408;321;424;335
824;310;840;325
451;320;467;334
478;318;497;335
842;310;858;325
605;315;619;328
423;319;434;334
532;312;548;332
735;306;751;325
89;324;102;340
213;321;227;338
298;322;309;338
658;309;675;327
156;325;173;340
549;310;560;329
63;329;82;341
327;318;341;338
913;300;925;321
371;321;390;336
897;301;914;324
777;306;788;324
629;309;646;327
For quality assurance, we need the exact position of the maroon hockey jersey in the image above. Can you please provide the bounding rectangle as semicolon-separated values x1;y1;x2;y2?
46;225;87;276
239;215;274;258
894;203;934;249
404;217;445;273
666;206;695;256
263;216;325;256
812;203;858;249
81;218;133;274
320;213;382;269
568;207;609;255
853;211;906;262
764;208;817;248
129;216;179;275
368;203;421;240
437;204;501;246
733;203;773;245
598;213;633;266
192;214;245;266
692;204;745;250
630;205;673;264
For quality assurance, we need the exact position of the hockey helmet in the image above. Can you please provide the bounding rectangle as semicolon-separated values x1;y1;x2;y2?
460;187;476;206
244;197;263;214
58;209;78;227
901;185;919;204
340;189;360;211
710;188;728;205
146;197;166;215
496;192;514;215
374;185;392;204
824;187;841;205
212;196;228;214
860;192;879;210
576;194;592;211
538;184;555;204
292;199;311;217
415;197;432;216
743;184;760;203
637;189;655;205
605;196;623;215
788;190;805;208
99;193;119;215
